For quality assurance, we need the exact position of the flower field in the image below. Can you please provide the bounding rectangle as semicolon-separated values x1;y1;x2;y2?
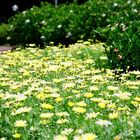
0;42;140;140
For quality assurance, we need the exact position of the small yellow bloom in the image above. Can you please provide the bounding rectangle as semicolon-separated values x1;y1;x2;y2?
76;101;87;107
108;112;119;119
56;119;68;124
91;75;104;82
114;92;131;100
86;112;100;119
107;86;119;91
12;133;21;139
128;85;139;89
48;65;61;72
73;135;82;140
98;102;106;109
84;93;93;98
107;103;116;109
131;101;139;107
82;133;97;140
81;70;92;75
100;56;108;60
23;70;30;76
0;93;4;98
29;43;35;47
54;135;68;140
55;97;63;102
91;98;102;103
89;86;99;91
114;135;121;140
11;106;32;115
36;92;46;100
74;133;97;140
96;119;112;127
41;103;53;110
61;128;74;135
53;78;63;83
63;82;75;89
68;101;75;107
85;59;94;64
40;113;54;119
117;107;128;111
72;107;86;114
72;90;79;94
56;112;69;117
134;97;140;102
40;119;50;125
14;120;27;128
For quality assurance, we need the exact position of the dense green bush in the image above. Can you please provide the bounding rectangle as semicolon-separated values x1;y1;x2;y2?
7;3;56;46
104;21;140;71
7;2;95;46
39;3;94;45
93;0;140;71
1;0;107;46
51;0;88;5
6;0;112;46
0;24;10;45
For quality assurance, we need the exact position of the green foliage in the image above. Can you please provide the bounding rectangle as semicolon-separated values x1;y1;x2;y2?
8;3;56;46
104;21;140;71
7;2;95;46
0;1;97;46
0;24;10;45
90;0;140;71
39;3;94;45
53;0;88;5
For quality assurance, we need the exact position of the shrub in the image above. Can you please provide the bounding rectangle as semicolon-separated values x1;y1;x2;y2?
50;0;88;5
7;2;95;47
105;20;140;71
8;0;113;47
90;0;140;71
0;24;10;45
39;3;94;45
8;3;56;46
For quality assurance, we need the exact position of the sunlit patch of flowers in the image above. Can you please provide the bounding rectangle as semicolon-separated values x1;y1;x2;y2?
0;42;140;139
73;133;97;140
14;120;27;128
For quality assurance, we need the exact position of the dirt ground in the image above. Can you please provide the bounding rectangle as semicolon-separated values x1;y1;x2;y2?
0;45;16;53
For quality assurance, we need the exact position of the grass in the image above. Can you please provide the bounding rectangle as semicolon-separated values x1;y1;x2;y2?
0;41;140;140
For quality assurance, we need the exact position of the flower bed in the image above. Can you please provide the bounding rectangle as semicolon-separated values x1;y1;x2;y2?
0;42;140;139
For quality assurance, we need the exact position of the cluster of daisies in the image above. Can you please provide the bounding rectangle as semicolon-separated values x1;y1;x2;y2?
0;42;140;139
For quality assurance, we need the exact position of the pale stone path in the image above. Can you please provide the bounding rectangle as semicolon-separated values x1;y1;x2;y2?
0;45;16;53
